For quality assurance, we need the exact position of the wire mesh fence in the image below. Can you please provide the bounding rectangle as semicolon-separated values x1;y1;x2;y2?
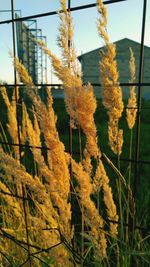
0;0;150;266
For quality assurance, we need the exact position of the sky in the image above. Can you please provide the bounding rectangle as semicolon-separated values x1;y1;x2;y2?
0;0;150;83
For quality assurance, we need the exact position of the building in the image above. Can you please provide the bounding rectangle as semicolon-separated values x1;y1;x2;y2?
16;14;47;85
78;38;150;98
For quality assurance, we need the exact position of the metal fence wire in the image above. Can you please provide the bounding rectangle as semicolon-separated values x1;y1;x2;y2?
0;0;149;266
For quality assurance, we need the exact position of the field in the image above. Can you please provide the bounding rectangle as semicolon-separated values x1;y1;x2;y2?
0;83;150;266
53;97;150;221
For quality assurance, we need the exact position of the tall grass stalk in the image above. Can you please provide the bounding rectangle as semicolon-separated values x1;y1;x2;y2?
117;151;124;261
126;129;133;243
0;121;11;154
78;126;84;264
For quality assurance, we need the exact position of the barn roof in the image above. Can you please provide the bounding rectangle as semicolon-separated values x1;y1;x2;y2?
78;38;150;61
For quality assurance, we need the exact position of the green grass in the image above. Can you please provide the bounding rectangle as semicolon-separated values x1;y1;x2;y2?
53;98;150;225
52;97;150;266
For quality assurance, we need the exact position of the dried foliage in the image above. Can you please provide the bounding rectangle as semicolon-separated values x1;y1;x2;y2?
0;1;127;266
97;0;124;155
126;47;137;129
0;85;19;158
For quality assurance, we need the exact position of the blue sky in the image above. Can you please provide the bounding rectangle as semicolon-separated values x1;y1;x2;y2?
0;0;150;83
